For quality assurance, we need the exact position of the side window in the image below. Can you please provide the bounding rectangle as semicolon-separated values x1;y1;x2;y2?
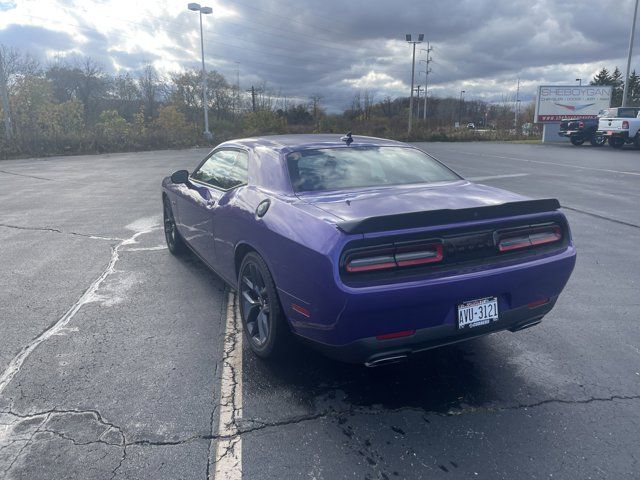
191;149;249;190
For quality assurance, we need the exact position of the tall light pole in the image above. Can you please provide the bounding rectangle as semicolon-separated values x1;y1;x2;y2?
188;3;213;140
623;0;639;106
576;78;582;86
514;78;520;129
406;33;423;134
458;90;465;127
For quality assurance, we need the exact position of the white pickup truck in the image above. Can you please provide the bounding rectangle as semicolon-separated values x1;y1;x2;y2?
597;107;640;148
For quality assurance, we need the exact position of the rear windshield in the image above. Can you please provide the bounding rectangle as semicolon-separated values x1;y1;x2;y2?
286;146;460;193
599;108;639;118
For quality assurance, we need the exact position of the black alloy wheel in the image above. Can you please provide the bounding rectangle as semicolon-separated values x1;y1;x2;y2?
570;135;585;146
590;135;606;147
163;197;185;254
238;251;289;358
609;137;625;149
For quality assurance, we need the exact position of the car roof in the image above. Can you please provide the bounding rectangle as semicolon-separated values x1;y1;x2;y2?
217;134;407;153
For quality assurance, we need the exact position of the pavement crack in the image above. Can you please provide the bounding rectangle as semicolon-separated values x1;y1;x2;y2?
110;443;126;480
561;205;640;229
0;223;122;241
0;169;54;181
0;222;159;396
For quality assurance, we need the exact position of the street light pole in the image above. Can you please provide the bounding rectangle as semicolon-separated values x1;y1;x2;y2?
576;78;582;86
514;78;520;129
189;3;213;140
458;90;465;127
406;34;423;134
623;0;639;107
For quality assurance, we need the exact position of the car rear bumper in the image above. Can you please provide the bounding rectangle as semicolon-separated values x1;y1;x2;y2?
284;245;576;363
599;130;628;139
558;130;580;137
305;297;557;365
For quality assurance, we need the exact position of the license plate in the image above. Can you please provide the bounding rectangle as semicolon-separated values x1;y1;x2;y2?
457;297;499;330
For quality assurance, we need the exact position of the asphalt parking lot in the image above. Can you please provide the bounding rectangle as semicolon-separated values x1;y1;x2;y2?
1;141;639;479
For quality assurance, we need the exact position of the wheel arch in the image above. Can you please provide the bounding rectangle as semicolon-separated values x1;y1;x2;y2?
234;242;258;280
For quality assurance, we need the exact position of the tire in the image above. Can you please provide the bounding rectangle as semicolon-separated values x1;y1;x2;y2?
570;135;585;146
634;134;640;149
163;197;186;255
238;251;290;358
609;137;625;149
590;135;606;147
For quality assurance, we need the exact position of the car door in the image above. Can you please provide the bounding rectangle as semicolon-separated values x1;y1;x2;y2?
176;148;248;268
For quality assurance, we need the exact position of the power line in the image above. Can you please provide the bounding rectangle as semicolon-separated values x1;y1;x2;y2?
58;3;352;56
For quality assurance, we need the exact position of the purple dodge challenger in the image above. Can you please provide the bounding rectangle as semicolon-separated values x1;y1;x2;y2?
162;134;576;366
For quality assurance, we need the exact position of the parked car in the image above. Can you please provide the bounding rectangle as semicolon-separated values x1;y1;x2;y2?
162;134;576;366
596;107;640;148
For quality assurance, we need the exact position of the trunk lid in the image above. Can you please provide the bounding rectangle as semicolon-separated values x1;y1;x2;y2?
297;181;527;223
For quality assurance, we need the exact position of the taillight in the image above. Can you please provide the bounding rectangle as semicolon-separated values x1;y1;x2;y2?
345;243;443;273
497;225;562;252
623;120;629;129
345;248;396;273
578;121;584;128
395;243;443;267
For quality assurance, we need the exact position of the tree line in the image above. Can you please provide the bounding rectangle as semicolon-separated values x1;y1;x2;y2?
0;44;533;159
590;66;640;106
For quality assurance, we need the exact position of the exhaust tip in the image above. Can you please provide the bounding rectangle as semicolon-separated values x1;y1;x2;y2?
509;319;542;332
364;354;408;368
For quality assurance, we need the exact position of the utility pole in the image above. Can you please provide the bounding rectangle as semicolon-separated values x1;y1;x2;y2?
420;43;433;120
0;50;12;141
623;0;639;106
249;86;256;112
576;78;582;86
414;85;422;118
405;33;424;134
514;78;520;129
234;62;240;115
188;3;213;140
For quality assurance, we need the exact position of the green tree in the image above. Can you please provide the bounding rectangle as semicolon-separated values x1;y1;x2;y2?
154;105;194;147
591;68;612;85
96;110;129;147
611;67;624;106
628;70;640;106
243;110;286;134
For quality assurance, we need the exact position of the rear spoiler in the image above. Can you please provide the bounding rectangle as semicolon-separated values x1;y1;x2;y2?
335;199;561;234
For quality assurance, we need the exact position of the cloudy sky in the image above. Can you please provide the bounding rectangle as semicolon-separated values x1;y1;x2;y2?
0;0;639;111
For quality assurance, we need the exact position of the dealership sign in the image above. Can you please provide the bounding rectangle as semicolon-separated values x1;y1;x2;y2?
534;85;612;123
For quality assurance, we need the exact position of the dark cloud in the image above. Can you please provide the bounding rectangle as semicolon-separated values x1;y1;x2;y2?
0;24;74;53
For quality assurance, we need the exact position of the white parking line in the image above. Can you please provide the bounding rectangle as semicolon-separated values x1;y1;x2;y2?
468;173;529;181
212;292;243;480
449;149;640;176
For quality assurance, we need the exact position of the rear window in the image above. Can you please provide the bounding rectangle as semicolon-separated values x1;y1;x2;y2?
286;146;460;193
600;108;639;118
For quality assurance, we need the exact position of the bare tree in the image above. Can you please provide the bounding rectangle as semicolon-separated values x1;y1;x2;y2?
363;90;376;120
138;64;159;120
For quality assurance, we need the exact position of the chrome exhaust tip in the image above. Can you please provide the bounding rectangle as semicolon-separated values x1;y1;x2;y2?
364;354;408;368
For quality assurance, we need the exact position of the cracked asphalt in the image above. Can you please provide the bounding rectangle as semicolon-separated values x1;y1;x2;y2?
1;142;639;479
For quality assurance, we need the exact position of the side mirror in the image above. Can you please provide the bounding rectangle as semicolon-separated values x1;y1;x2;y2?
171;169;190;185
